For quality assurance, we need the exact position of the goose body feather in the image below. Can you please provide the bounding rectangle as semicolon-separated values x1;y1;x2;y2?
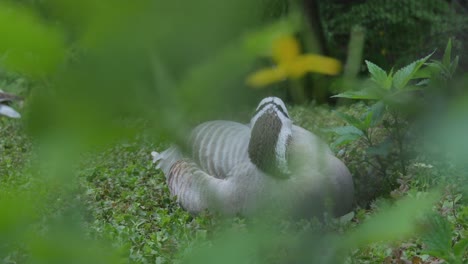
152;99;354;217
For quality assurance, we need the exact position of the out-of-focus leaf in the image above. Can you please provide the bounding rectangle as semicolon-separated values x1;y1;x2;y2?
46;1;153;48
366;138;392;157
344;191;440;248
150;0;265;78
425;61;447;75
450;56;459;75
340;211;355;224
243;13;301;57
328;126;364;137
383;87;423;106
0;194;34;243
416;79;430;86
369;101;385;127
362;110;373;129
332;133;362;147
453;238;468;259
0;1;66;77
442;38;452;67
420;214;452;260
336;112;364;130
393;52;434;90
27;228;123;264
412;66;436;79
176;44;255;125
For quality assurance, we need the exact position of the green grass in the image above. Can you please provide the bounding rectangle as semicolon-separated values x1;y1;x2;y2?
0;103;467;263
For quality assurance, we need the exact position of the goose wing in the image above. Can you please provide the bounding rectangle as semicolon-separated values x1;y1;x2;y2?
289;125;354;216
188;120;251;179
166;159;265;215
152;120;250;178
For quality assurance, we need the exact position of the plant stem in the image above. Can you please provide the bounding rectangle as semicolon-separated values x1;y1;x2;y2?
392;113;407;175
344;26;365;79
365;129;387;178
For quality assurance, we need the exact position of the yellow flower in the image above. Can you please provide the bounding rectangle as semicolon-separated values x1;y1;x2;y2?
247;35;342;88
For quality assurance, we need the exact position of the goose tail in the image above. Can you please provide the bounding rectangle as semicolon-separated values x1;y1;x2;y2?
151;147;182;175
151;151;164;169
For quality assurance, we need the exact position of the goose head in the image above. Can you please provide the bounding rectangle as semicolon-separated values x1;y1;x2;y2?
248;97;292;179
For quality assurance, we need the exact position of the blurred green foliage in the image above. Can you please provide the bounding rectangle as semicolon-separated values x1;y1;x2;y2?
0;1;65;77
0;0;467;263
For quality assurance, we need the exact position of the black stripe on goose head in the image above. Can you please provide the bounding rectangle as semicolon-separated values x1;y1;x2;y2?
248;97;292;179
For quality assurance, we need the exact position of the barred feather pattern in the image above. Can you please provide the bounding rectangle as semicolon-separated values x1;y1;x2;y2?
154;120;354;217
189;121;251;179
166;159;269;215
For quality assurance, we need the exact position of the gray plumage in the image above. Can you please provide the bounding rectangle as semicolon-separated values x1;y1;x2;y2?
0;91;21;118
152;97;353;217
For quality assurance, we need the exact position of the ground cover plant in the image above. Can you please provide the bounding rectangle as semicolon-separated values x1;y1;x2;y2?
0;0;467;263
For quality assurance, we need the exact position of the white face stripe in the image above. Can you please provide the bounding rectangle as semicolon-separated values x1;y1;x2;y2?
251;97;290;128
255;97;289;115
274;109;292;174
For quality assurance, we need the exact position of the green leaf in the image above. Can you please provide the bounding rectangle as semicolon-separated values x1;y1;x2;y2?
344;191;440;249
362;111;373;129
416;79;430;86
421;214;452;260
412;66;435;79
328;126;364;137
426;61;448;75
332;134;361;147
365;60;387;86
392;52;434;90
339;211;355;224
332;82;389;100
243;13;301;57
450;55;459;75
442;38;452;67
336;112;364;130
369;101;385;127
366;139;391;157
0;2;66;77
453;238;468;259
332;90;382;100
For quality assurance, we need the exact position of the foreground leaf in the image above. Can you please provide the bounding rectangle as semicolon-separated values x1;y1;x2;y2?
421;214;452;261
343;191;440;248
0;2;66;77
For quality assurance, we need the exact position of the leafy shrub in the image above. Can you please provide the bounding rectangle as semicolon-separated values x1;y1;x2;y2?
329;39;459;203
